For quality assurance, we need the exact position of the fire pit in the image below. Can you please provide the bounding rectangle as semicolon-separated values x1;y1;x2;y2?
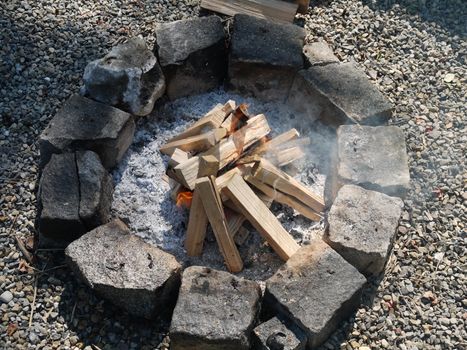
36;14;410;350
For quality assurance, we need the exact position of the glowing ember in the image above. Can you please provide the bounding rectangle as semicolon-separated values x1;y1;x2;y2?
176;191;193;208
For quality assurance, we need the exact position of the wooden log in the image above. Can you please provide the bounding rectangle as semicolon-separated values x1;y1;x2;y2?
200;0;298;23
252;159;325;213
174;114;270;189
220;103;250;134
226;208;246;237
159;128;227;155
184;184;209;256
245;175;321;221
168;149;189;168
238;128;299;164
197;176;243;273
166;101;235;143
223;174;300;261
273;146;305;167
199;155;220;177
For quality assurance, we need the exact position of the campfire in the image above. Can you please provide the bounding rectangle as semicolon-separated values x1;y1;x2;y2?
160;100;325;273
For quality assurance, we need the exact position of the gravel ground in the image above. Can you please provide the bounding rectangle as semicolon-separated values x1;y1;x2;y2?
0;1;465;349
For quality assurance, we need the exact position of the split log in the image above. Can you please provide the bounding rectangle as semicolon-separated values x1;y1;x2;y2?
166;101;235;143
197;176;243;273
252;159;325;213
223;174;300;261
168;148;189;168
198;155;220;177
220;103;250;134
184;184;208;256
245;175;321;221
238;128;299;164
174;114;270;189
272;146;305;167
200;0;298;23
159;127;227;155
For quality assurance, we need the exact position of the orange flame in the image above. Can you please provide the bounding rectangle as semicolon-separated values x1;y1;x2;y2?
176;191;193;209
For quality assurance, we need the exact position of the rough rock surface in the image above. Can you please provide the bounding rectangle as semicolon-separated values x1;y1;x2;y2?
288;63;393;125
65;219;181;319
39;94;135;169
265;240;366;348
76;151;113;230
82;37;165;116
303;41;339;67
156;16;226;100
170;266;261;350
251;316;307;350
229;14;305;101
37;153;85;241
327;125;410;202
325;184;404;276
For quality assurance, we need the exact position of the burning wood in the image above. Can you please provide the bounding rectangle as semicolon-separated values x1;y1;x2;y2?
160;100;324;272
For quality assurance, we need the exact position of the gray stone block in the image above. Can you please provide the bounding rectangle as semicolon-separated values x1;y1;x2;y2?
252;316;307;350
156;16;226;100
287;63;393;125
65;219;181;319
170;266;261;350
327;125;410;202
83;37;165;116
39;95;135;169
37;153;86;241
76;151;114;230
303;41;339;67
265;240;366;349
228;14;305;101
325;185;404;276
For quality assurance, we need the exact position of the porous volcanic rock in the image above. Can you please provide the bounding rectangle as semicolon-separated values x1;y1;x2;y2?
65;219;181;319
327;124;410;202
324;184;404;276
228;14;305;101
76;150;114;230
251;316;307;350
170;266;261;350
288;62;393;125
37;153;85;241
265;240;366;349
303;41;339;67
155;16;226;100
82;37;165;116
39;95;135;169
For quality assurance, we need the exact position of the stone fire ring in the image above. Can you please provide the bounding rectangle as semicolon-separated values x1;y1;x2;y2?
36;14;410;350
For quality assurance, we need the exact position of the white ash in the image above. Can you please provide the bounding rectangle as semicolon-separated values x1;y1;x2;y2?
112;89;332;281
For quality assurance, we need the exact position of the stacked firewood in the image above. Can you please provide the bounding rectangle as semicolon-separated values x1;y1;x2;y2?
160;101;324;273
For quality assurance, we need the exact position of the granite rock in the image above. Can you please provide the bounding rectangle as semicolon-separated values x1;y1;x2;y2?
252;316;307;350
228;14;305;101
303;41;339;66
65;219;181;319
170;266;261;350
156;16;226;100
265;240;366;349
326;125;410;202
325;185;404;276
76;151;113;230
39;95;135;169
288;63;393;125
83;37;165;116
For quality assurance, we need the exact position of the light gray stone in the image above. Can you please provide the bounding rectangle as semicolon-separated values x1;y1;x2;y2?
303;41;339;66
170;266;261;350
156;16;226;100
39;95;135;169
252;316;307;350
76;151;113;230
265;240;366;349
65;219;181;319
228;14;305;101
325;185;404;276
37;153;86;242
83;37;165;116
327;125;410;202
0;291;13;303
287;63;393;125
